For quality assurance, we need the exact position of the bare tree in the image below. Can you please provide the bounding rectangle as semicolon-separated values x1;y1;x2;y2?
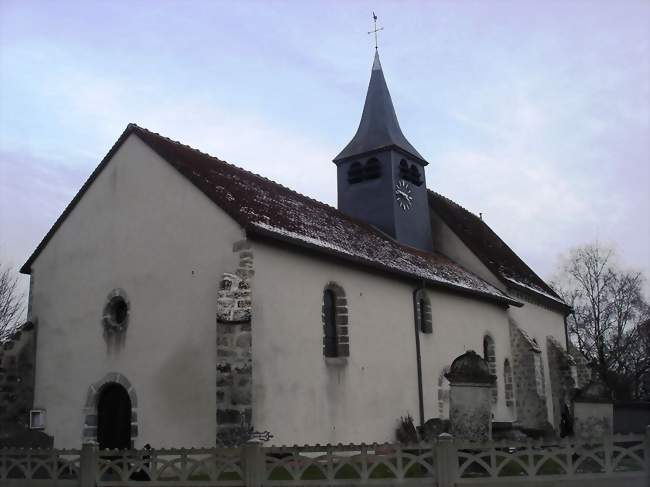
0;262;25;340
552;243;650;400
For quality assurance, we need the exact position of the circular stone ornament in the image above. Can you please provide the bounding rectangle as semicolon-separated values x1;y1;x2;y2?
102;289;130;334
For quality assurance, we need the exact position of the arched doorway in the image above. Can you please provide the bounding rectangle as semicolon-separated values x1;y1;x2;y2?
97;383;132;450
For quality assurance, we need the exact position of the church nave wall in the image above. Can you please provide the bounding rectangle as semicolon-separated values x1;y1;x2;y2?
418;289;512;425
29;134;245;448
250;240;513;445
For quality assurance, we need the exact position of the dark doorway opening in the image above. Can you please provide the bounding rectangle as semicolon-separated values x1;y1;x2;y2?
97;383;131;450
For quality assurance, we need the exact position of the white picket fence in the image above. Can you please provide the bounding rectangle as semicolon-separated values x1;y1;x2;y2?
0;430;648;486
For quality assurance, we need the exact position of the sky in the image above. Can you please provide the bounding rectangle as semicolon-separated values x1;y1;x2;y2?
1;0;649;300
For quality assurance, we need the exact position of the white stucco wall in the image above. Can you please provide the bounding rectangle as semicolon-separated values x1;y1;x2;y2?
419;290;513;423
429;210;505;291
430;206;567;426
251;241;512;445
30;134;244;448
27;130;568;448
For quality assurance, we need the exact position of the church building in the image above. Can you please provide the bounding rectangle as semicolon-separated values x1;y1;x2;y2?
16;51;579;448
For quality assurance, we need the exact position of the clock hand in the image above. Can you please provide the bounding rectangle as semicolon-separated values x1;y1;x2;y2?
396;190;413;202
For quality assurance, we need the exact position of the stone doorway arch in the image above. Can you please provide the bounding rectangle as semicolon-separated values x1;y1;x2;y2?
83;372;138;448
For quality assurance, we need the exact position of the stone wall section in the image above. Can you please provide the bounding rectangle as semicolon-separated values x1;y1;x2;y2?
509;319;547;431
0;322;36;429
546;336;575;429
216;240;254;444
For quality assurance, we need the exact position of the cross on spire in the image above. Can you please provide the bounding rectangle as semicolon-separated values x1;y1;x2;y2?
368;12;384;51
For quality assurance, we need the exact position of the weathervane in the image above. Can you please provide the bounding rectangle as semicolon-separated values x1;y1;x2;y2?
368;12;384;50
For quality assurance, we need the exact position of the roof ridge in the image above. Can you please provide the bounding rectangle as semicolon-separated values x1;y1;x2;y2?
21;123;521;307
428;189;481;220
129;126;520;306
129;123;339;214
428;188;565;306
130;124;461;255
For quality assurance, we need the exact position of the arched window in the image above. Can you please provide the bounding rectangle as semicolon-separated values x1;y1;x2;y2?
399;159;409;180
322;283;349;358
347;161;363;184
413;289;432;334
398;159;423;186
483;334;497;405
347;159;381;184
363;157;381;180
323;289;337;357
504;358;514;410
409;164;423;186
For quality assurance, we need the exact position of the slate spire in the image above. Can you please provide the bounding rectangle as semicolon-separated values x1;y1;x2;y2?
334;51;427;165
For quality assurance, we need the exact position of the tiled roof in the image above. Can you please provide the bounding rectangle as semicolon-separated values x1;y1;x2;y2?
428;191;567;308
21;124;519;307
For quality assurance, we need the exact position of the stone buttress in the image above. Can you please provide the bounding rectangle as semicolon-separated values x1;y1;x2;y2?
508;319;547;431
216;240;253;445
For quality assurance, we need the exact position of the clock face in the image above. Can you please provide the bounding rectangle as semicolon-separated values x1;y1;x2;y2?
395;180;413;211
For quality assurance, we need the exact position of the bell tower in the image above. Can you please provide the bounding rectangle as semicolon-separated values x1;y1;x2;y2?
334;52;433;252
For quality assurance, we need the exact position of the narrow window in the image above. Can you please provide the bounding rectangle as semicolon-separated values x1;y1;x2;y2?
413;289;432;334
504;358;514;410
399;159;409;180
323;289;338;357
419;298;427;330
409;164;422;186
347;161;363;184
483;334;497;404
533;352;545;396
483;335;496;373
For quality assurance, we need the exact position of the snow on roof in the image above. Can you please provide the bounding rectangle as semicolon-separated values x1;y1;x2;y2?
131;125;519;306
428;191;568;309
503;276;566;307
21;123;520;307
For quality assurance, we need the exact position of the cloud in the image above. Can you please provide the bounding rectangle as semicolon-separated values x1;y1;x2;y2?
1;0;648;300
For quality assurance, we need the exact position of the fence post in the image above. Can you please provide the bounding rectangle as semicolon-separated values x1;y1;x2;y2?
79;441;97;487
435;433;455;487
243;441;264;487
